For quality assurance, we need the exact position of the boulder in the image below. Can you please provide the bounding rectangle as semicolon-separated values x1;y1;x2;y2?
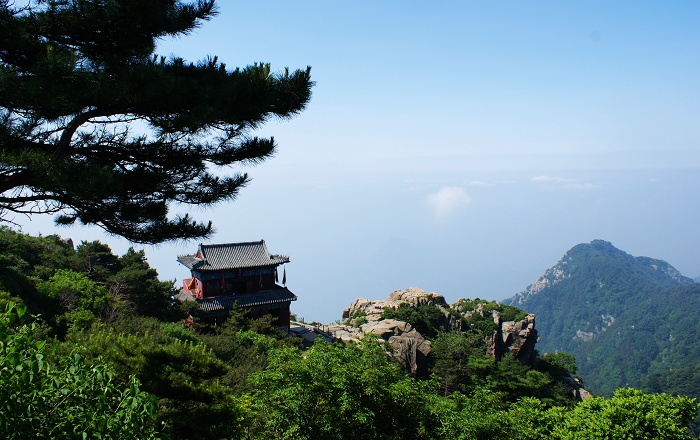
327;317;432;377
485;312;538;366
562;376;593;401
361;319;413;339
362;319;431;377
342;287;447;321
387;286;447;307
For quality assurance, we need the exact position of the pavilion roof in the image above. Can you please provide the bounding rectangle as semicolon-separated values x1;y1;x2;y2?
177;240;289;271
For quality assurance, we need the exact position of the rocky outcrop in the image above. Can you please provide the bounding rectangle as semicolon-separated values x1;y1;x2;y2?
326;318;431;377
310;286;590;401
387;287;448;307
362;319;431;377
485;312;538;366
562;376;593;401
342;287;463;334
507;265;570;306
335;288;449;377
342;287;447;320
335;287;541;375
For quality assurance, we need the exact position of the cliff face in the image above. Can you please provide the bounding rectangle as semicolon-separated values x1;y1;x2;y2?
485;311;538;366
507;264;570;307
333;287;539;375
332;287;438;377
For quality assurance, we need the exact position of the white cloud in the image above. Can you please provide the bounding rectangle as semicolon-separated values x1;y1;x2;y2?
463;179;515;187
531;175;576;184
427;187;471;220
531;175;600;190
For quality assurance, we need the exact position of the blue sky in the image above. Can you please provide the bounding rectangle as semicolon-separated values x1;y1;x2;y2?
16;1;700;322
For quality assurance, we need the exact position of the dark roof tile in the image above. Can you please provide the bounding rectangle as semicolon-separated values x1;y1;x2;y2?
177;240;289;271
176;288;297;313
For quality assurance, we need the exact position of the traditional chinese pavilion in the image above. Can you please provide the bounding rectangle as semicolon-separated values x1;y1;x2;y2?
176;240;297;330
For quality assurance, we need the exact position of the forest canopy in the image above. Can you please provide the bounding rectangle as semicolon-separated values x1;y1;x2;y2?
1;227;697;439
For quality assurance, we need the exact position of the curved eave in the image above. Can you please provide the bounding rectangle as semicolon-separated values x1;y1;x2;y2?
176;288;297;313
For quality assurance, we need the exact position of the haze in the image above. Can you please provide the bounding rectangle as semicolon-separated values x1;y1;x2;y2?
16;1;700;323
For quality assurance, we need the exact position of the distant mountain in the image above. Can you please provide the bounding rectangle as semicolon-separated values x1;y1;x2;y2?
504;240;700;396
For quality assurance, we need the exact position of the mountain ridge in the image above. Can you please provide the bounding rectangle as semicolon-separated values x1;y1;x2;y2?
508;239;692;307
503;239;699;396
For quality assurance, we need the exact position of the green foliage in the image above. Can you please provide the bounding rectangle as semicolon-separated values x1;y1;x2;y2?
77;241;121;281
430;331;486;396
247;339;436;439
0;303;157;439
641;361;700;398
0;227;79;317
2;228;697;438
465;311;499;334
552;388;698;440
429;388;529;439
489;353;573;407
427;389;567;439
34;268;113;335
113;247;178;319
505;397;564;440
75;241;179;321
539;352;578;376
382;302;446;338
68;324;241;439
454;298;527;334
38;269;110;314
0;0;313;243
499;304;529;322
640;362;700;436
380;296;573;406
346;309;368;326
0;228;179;329
0;228;79;282
2;292;698;439
0;289;22;312
430;387;698;440
66;309;297;440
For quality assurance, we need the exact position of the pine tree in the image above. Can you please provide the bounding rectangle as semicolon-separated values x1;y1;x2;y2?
0;1;312;243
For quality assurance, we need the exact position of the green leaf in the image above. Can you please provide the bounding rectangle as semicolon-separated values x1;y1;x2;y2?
15;303;27;319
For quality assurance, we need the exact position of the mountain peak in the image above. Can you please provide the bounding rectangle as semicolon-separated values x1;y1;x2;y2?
502;240;697;395
505;240;692;306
